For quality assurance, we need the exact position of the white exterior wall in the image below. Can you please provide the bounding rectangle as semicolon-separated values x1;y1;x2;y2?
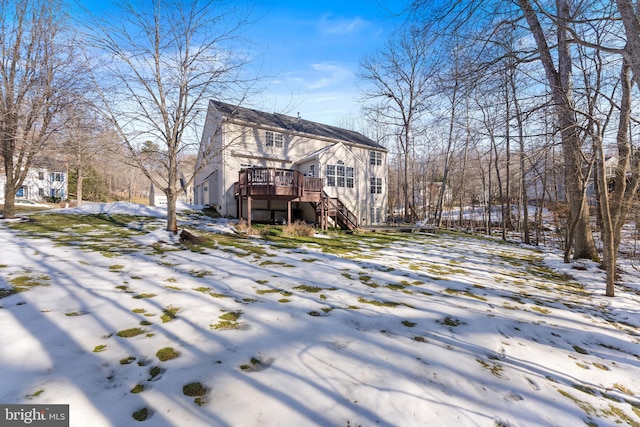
194;101;388;225
0;168;67;202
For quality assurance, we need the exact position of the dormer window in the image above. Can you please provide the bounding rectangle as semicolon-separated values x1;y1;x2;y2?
266;131;284;148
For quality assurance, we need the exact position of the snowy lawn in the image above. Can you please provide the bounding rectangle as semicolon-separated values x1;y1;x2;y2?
1;202;640;427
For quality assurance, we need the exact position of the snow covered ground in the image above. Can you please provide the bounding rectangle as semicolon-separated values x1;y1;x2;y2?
1;202;640;427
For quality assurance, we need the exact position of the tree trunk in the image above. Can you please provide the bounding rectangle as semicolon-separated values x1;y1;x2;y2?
517;0;598;260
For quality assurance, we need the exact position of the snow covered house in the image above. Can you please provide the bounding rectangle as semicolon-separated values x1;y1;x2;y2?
194;100;388;229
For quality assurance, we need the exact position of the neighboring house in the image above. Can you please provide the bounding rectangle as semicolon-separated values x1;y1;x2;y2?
194;100;388;229
0;168;67;203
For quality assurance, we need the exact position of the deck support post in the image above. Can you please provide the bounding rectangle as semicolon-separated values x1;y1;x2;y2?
247;196;252;227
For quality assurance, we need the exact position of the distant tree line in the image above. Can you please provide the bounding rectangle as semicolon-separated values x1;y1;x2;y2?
353;0;640;296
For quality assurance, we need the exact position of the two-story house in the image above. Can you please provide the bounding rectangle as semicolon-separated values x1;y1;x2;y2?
194;100;387;229
0;167;67;203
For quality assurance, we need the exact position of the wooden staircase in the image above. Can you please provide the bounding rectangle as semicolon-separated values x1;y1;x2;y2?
315;194;358;231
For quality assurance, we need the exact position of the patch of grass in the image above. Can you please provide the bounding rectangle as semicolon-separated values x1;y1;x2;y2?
573;384;597;395
605;405;640;426
614;383;635;395
239;356;271;372
183;382;207;397
530;306;552;314
132;407;149;422
444;288;488;301
255;288;279;294
259;260;295;268
0;288;18;299
278;298;291;303
25;389;44;400
413;336;426;342
256;279;269;284
109;264;125;272
256;288;291;297
193;287;230;298
117;328;146;338
93;345;107;353
557;389;597;415
120;357;136;365
301;258;317;263
161;306;180;323
156;347;180;362
8;274;50;292
148;366;163;380
439;316;465;327
182;381;208;406
358;273;380;288
139;320;152;326
573;345;588;355
211;311;242;330
592;362;609;371
132;308;146;314
189;270;210;278
294;284;327;293
65;311;88;316
131;384;144;393
132;293;156;299
476;358;504;378
164;285;182;291
357;297;399;307
402;320;417;327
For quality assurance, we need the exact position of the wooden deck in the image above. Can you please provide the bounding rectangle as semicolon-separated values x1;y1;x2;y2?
235;168;323;202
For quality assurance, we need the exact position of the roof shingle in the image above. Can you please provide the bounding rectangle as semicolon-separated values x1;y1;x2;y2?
211;100;385;150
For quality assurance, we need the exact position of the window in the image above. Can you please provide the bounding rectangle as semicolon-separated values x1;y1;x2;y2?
266;131;284;148
274;133;283;148
50;173;63;182
370;207;382;224
326;161;354;188
326;165;336;187
308;165;315;177
336;162;345;187
370;151;382;166
370;177;382;194
38;172;44;180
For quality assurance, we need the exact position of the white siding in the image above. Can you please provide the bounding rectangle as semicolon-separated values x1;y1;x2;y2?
194;101;388;225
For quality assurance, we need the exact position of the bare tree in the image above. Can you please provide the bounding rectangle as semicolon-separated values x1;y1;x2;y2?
85;0;255;232
360;26;435;223
0;0;76;218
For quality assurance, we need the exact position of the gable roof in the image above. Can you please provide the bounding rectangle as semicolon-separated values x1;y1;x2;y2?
211;100;385;150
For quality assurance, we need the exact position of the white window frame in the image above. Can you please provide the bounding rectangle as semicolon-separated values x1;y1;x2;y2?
266;131;284;148
370;177;382;194
370;151;382;166
326;161;353;188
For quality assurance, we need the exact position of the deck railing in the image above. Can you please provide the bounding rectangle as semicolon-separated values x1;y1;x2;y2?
237;168;323;200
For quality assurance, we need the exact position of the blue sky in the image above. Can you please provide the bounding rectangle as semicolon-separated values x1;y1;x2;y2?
242;1;405;125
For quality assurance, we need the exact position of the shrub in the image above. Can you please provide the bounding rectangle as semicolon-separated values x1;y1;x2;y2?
282;221;315;237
